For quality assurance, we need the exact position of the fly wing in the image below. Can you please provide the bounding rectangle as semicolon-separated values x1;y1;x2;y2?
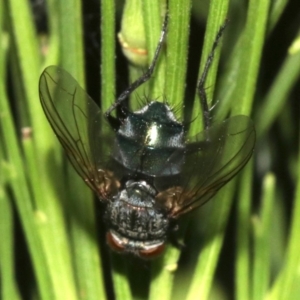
155;115;255;218
39;66;119;200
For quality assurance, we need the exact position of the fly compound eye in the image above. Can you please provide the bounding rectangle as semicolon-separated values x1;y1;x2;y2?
106;231;126;253
138;243;165;259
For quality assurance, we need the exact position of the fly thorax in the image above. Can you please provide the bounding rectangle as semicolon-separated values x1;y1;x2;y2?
112;102;185;176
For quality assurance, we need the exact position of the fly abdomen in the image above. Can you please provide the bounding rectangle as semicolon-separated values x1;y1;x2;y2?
105;180;169;241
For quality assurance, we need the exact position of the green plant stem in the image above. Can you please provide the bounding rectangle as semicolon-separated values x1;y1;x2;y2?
267;124;300;299
101;0;116;113
149;247;181;300
256;31;300;138
186;182;235;300
252;173;275;300
58;1;106;299
0;62;54;300
0;181;21;300
216;0;271;120
235;162;253;300
141;0;166;99
190;0;229;136
164;0;192;118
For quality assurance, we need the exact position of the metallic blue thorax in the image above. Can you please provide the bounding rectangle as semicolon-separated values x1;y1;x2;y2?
113;102;185;176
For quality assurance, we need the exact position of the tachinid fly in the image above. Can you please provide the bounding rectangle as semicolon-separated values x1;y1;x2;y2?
39;19;255;258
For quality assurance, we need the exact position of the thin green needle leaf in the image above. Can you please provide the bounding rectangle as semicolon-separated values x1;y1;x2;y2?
0;184;21;300
101;0;116;113
186;183;235;300
267;124;300;299
165;0;192;118
230;0;271;116
256;31;300;138
142;0;166;100
190;0;229;136
57;1;106;299
252;173;275;300
235;162;253;300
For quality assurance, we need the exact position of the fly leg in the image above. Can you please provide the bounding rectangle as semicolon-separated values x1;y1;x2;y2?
197;19;228;131
104;16;168;130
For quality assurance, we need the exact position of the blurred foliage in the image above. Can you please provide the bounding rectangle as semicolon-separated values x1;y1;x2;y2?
0;0;299;299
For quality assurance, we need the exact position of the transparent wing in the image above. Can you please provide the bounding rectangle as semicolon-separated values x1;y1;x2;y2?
155;115;256;218
39;66;119;200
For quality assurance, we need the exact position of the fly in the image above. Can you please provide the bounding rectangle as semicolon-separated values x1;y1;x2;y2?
39;18;255;258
